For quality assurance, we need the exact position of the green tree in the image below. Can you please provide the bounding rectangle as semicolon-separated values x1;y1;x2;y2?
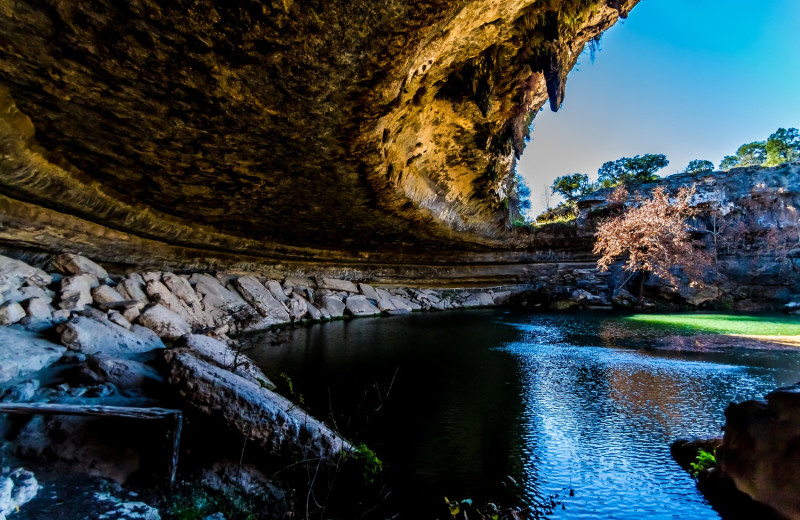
683;159;714;174
551;173;591;202
597;154;669;186
764;127;800;166
734;141;767;167
719;155;739;170
510;173;531;222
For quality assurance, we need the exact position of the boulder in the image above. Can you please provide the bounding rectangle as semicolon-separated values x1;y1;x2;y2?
717;384;800;520
163;273;210;323
358;283;380;300
492;291;512;305
166;353;350;460
116;276;149;303
190;273;249;326
345;295;381;316
58;315;165;356
286;295;307;322
50;253;108;280
316;278;358;293
23;297;52;322
320;295;346;318
265;280;288;302
107;310;132;330
305;302;323;320
59;274;99;311
93;494;161;520
376;297;396;312
1;379;40;402
283;276;314;289
141;272;162;283
233;276;290;323
462;292;495;308
0;301;25;325
679;283;721;307
91;285;126;305
81;355;163;390
166;334;275;390
137;304;191;340
2;285;51;305
0;255;51;295
0;327;66;384
146;280;208;328
0;468;38;520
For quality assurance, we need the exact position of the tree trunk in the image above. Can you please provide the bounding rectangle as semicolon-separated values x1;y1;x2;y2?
637;272;645;309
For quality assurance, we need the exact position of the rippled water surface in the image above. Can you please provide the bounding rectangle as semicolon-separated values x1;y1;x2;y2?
248;311;800;519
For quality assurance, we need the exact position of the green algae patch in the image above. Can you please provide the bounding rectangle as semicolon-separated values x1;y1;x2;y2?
625;313;800;337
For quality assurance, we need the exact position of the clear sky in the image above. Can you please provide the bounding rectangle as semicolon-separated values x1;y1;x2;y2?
518;0;800;216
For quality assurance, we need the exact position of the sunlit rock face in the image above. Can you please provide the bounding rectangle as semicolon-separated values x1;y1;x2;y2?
0;0;636;268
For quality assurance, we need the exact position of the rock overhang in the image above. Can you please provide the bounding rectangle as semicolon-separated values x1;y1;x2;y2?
0;0;638;268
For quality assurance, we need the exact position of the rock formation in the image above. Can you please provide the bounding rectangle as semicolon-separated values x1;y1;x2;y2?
0;0;637;273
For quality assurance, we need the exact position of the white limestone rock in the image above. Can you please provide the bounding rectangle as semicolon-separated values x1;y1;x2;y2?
59;274;99;311
316;278;358;293
166;353;350;461
233;276;290;323
23;297;52;322
0;255;51;295
286;295;308;322
345;295;381;316
51;253;108;280
92;284;126;305
137;304;191;340
116;276;149;302
58;315;165;356
0;327;66;384
358;283;380;300
265;280;288;302
166;334;275;389
320;295;346;318
0;302;25;325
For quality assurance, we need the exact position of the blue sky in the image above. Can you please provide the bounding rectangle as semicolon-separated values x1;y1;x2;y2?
518;0;800;215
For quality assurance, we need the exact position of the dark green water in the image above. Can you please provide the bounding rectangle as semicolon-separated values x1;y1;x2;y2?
248;311;800;519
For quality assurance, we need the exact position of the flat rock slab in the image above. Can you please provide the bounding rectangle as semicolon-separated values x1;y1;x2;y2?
166;353;350;461
233;276;290;323
58;315;165;357
0;327;66;384
316;278;358;293
167;334;275;390
51;253;108;280
345;295;381;316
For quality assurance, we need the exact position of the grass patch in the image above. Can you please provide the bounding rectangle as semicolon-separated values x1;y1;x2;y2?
626;313;800;337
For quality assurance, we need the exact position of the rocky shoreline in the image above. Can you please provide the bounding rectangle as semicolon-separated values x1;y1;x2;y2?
0;252;530;519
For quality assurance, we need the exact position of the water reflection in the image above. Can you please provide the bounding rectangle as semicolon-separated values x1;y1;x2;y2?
248;311;800;519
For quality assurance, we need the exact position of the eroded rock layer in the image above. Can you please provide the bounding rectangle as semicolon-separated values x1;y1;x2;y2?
0;0;636;268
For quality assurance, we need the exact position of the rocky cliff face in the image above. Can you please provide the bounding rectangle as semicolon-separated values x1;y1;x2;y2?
0;0;636;270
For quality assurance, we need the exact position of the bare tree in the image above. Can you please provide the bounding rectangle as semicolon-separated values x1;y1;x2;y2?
594;185;712;305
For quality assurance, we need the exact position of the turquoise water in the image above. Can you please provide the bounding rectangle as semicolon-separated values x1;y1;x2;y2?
249;311;800;519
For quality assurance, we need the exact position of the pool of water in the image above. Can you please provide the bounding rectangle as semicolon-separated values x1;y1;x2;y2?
246;310;800;519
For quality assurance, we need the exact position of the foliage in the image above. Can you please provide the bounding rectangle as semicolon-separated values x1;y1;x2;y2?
535;202;577;225
551;173;592;202
345;443;384;485
597;154;669;187
278;372;305;406
683;159;714;174
765;127;800;166
735;141;767;167
690;449;717;478
509;173;532;223
719;127;799;169
443;485;574;520
594;185;712;289
719;155;739;170
166;482;258;520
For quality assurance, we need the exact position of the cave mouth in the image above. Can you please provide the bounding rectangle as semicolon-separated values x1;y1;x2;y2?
0;0;637;269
